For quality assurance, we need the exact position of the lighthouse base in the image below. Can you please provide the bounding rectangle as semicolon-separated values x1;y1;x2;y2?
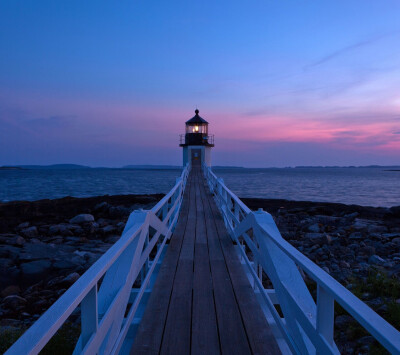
182;146;211;167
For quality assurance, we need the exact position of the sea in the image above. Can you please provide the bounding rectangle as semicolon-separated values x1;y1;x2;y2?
0;167;399;207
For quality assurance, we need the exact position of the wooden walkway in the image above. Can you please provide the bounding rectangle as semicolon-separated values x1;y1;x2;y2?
131;167;281;355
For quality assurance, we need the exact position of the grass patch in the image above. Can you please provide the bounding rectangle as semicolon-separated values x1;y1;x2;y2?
0;327;26;354
1;322;80;355
350;269;400;300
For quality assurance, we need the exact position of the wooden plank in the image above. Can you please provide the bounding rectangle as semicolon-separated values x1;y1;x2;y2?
130;174;193;355
199;173;252;355
160;171;197;354
191;168;220;355
202;176;282;355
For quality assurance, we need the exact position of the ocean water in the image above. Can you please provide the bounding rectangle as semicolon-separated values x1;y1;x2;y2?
0;167;399;207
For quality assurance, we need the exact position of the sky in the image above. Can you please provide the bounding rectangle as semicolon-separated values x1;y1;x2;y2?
0;0;399;167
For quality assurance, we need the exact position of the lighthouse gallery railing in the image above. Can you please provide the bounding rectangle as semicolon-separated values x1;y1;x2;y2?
203;165;400;354
5;164;190;355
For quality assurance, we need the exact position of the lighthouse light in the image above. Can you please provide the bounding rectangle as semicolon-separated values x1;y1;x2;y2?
194;125;199;132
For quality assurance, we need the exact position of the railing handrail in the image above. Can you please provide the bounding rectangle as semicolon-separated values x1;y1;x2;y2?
203;164;400;354
6;164;191;355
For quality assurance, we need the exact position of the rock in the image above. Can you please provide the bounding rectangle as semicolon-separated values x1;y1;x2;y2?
316;215;341;225
359;335;375;346
367;225;388;233
305;233;331;245
339;260;350;268
0;285;20;298
9;235;26;246
382;233;400;239
349;232;363;240
20;260;51;276
308;223;320;233
53;259;79;270
117;222;125;229
335;315;353;329
352;219;369;230
21;226;38;238
2;295;27;308
322;266;330;273
0;258;19;286
102;225;115;234
62;272;80;285
361;246;375;256
48;224;72;236
17;222;30;229
344;212;359;220
19;243;56;261
69;214;94;224
108;206;130;218
94;202;109;211
393;237;400;245
107;235;120;243
368;255;385;265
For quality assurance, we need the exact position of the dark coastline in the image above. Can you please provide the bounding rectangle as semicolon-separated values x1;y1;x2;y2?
1;193;399;231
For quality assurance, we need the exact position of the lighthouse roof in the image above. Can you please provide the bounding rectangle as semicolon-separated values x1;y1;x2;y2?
185;109;208;124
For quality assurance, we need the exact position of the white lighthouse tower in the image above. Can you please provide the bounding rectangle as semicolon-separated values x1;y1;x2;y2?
179;109;214;167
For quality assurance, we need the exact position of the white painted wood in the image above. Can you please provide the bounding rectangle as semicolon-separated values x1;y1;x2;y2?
81;284;98;350
317;285;335;349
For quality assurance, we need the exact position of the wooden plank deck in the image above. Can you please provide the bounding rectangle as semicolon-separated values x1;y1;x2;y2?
131;167;281;355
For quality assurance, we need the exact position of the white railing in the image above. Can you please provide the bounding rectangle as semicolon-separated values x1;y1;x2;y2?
6;164;190;355
203;165;400;355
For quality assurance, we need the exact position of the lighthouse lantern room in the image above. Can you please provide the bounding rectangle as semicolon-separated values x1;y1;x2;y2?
179;109;214;167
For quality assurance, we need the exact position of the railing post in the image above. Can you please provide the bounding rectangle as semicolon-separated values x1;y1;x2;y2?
316;285;335;349
81;284;98;350
234;202;240;223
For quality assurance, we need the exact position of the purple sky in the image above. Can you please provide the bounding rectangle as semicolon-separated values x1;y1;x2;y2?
1;1;399;167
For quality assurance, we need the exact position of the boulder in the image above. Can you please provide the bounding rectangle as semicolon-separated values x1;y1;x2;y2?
308;223;320;233
352;219;370;230
305;233;331;245
17;222;30;229
102;225;115;234
21;226;38;238
62;272;80;285
69;214;94;224
0;285;20;298
368;255;385;266
335;315;353;329
20;260;51;276
53;259;79;270
108;206;130;218
1;295;27;308
367;225;388;233
344;212;359;220
381;233;400;239
94;202;109;211
19;243;56;262
9;235;26;246
48;224;72;236
339;260;350;268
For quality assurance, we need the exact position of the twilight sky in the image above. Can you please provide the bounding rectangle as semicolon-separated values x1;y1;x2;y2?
1;1;400;167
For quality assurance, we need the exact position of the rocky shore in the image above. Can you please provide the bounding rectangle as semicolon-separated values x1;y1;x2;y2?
1;194;399;353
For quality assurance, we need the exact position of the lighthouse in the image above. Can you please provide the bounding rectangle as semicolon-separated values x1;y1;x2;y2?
179;109;214;167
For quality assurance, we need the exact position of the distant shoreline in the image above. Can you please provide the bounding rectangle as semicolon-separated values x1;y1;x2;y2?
0;166;25;170
1;164;400;170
